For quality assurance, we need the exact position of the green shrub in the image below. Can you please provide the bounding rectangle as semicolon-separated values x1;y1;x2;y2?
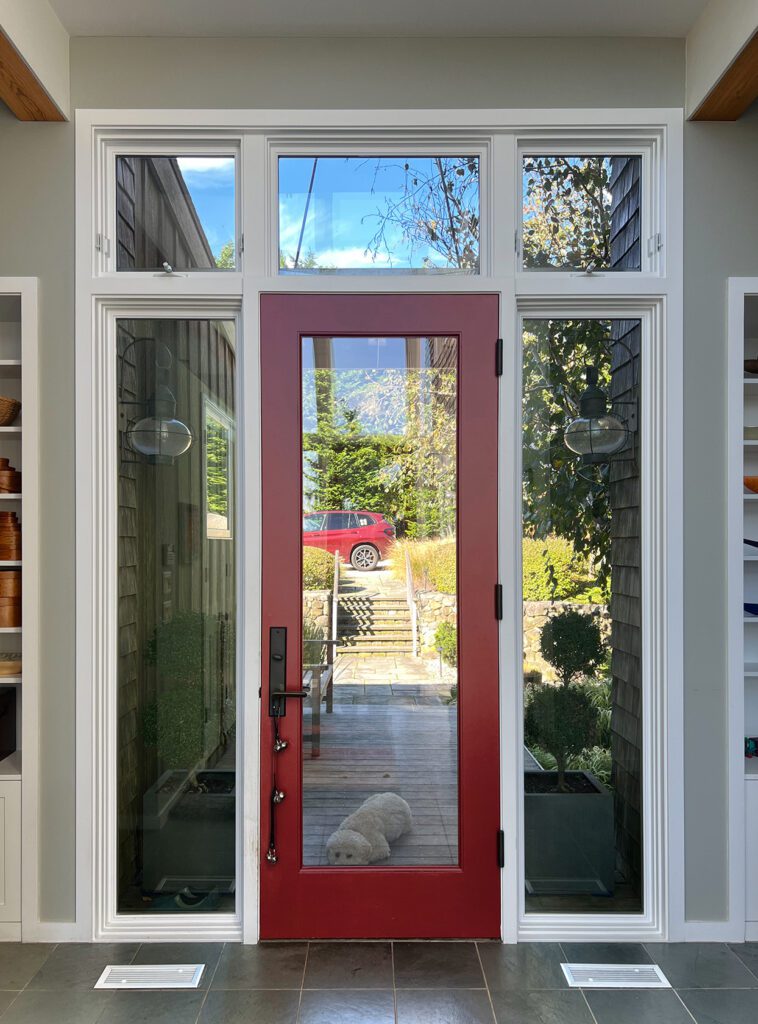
572;745;612;787
435;622;458;667
580;678;612;747
539;609;604;685
391;538;456;594
302;616;326;666
525;683;598;791
302;547;335;590
529;742;612;788
522;536;592;601
143;612;210;769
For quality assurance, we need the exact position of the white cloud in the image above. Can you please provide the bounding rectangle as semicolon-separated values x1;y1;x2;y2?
317;246;393;269
177;157;235;174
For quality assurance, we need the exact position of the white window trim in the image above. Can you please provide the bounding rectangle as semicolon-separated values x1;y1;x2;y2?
75;107;683;945
517;134;661;276
502;297;671;943
269;139;492;277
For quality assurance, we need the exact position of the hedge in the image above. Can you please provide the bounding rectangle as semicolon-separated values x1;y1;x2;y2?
303;547;335;590
522;536;602;602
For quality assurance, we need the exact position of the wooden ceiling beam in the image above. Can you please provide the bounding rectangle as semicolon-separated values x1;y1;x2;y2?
691;29;758;120
0;27;65;121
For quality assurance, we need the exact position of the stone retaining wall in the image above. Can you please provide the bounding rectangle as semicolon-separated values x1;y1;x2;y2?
416;592;610;674
416;591;457;654
303;590;331;634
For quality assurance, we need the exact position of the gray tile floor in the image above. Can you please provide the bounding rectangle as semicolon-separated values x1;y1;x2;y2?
1;941;758;1022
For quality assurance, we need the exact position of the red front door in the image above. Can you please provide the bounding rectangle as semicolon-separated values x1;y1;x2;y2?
260;293;501;939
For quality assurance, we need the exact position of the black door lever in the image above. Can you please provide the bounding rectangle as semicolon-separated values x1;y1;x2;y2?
268;626;310;717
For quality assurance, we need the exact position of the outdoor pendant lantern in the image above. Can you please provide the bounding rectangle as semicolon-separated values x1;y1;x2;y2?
120;339;194;464
127;381;193;461
564;365;628;464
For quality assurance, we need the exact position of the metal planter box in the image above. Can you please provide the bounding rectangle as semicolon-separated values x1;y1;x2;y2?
524;769;615;897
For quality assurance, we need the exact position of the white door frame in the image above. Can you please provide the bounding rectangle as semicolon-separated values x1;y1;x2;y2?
75;107;683;944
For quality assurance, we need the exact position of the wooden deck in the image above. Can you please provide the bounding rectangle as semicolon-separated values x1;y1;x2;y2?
303;697;459;866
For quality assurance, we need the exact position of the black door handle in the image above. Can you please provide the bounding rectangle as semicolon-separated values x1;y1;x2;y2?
268;626;310;717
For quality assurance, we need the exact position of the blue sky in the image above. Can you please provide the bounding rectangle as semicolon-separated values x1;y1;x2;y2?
279;156;478;271
177;157;236;262
173;155;480;270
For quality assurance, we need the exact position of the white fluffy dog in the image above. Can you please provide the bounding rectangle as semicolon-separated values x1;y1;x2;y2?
326;793;412;865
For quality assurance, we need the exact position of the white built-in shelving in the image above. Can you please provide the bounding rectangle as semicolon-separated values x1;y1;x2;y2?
0;280;38;940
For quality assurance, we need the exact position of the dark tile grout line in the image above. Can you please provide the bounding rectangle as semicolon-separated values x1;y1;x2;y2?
670;989;699;1024
0;941;60;1022
390;939;398;1024
194;941;226;1024
473;941;498;1024
558;942;599;1024
295;941;310;1024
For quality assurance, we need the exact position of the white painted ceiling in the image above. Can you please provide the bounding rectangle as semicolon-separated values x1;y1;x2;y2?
49;0;709;38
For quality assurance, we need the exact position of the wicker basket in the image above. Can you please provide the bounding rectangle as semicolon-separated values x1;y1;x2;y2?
0;397;20;427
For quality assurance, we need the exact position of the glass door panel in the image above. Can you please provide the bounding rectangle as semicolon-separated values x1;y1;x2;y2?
300;335;459;867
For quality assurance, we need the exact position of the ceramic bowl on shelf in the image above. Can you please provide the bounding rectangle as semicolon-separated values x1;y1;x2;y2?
745;476;758;493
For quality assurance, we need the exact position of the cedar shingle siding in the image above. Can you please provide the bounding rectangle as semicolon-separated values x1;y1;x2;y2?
609;156;643;895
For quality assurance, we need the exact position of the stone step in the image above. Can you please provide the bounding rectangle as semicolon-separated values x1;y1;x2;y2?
338;612;411;622
338;618;411;626
339;599;408;609
336;645;414;655
340;631;414;641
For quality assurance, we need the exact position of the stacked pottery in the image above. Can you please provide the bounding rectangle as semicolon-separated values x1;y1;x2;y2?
0;569;20;627
0;513;21;561
0;459;21;494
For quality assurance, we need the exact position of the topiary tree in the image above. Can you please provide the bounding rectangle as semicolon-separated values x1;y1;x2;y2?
539;609;604;685
526;609;606;791
525;684;598;792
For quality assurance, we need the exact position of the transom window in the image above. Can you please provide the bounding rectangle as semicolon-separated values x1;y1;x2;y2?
522;154;642;272
115;154;237;271
278;155;480;274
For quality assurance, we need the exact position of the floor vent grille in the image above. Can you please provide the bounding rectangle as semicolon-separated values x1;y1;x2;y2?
561;963;670;989
95;964;205;990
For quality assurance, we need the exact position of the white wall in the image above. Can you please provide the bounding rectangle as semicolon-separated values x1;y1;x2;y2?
3;34;737;929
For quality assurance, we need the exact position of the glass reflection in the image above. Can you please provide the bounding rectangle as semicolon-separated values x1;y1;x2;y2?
301;336;459;866
522;156;641;272
522;318;642;914
279;157;479;273
116;156;236;271
117;318;236;914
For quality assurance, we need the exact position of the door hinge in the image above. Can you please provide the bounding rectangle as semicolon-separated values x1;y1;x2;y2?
647;232;663;257
95;233;111;257
497;829;505;868
239;233;244;256
494;583;503;620
495;337;503;377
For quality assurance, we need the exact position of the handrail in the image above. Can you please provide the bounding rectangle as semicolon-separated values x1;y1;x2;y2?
330;551;340;666
404;548;418;658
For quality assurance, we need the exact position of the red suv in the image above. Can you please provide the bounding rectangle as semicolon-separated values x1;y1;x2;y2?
303;511;396;570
